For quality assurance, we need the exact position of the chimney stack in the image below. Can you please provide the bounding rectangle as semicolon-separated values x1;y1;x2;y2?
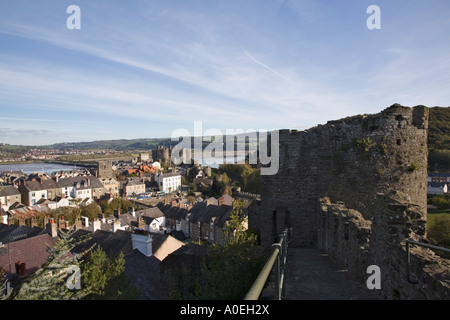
74;218;82;230
91;219;101;232
58;216;66;230
112;219;121;232
81;216;89;228
98;213;106;223
137;216;145;229
15;261;27;278
46;218;58;237
131;231;153;257
30;217;37;228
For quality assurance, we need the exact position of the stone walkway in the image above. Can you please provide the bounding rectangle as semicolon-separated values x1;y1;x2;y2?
262;248;380;300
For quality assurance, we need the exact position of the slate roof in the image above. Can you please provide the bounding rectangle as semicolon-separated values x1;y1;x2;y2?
157;203;188;221
39;179;60;190
170;229;187;241
70;229;133;256
119;207;165;229
58;176;104;189
125;178;145;186
160;172;180;178
137;207;164;219
21;180;44;192
0;224;45;244
428;182;448;188
124;251;162;300
0;186;21;197
187;203;233;227
0;234;60;278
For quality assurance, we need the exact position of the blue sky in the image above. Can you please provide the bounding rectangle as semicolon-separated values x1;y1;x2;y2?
1;0;449;146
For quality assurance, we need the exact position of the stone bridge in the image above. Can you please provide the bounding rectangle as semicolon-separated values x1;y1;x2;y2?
251;104;450;300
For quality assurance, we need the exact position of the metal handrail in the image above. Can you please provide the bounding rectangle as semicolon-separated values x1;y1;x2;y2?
244;229;288;300
405;239;450;284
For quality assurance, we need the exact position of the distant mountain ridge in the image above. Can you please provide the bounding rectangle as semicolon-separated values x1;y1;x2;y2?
47;138;175;151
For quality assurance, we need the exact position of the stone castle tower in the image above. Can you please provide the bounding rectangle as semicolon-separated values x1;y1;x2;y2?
255;104;449;299
259;104;429;248
97;160;114;179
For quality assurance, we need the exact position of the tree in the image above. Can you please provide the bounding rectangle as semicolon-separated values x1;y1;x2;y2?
3;231;139;300
192;200;266;299
99;197;134;216
81;202;102;221
0;268;7;299
428;215;450;259
431;195;450;210
218;163;261;194
81;247;140;300
6;231;93;300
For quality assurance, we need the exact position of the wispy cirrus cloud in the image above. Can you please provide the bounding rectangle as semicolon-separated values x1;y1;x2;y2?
0;0;450;145
0;12;353;131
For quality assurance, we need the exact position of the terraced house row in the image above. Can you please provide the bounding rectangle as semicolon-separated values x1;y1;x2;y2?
9;175;108;207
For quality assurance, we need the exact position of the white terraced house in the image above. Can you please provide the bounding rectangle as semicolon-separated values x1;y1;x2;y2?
155;172;182;193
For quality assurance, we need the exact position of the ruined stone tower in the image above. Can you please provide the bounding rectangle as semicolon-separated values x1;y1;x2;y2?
260;104;429;247
257;104;450;299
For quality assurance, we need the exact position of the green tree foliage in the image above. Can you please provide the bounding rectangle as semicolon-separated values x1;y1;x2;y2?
2;231;139;300
429;149;450;172
99;197;134;216
0;268;7;299
81;202;102;220
428;107;450;150
218;163;260;194
42;207;82;228
6;231;93;300
192;200;266;299
428;215;450;258
428;107;450;171
430;194;450;210
81;247;140;300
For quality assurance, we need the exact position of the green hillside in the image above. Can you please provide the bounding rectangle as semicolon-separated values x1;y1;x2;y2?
428;107;450;150
47;138;176;151
428;107;450;172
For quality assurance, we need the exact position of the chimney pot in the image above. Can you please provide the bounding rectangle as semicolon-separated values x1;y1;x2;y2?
15;261;27;277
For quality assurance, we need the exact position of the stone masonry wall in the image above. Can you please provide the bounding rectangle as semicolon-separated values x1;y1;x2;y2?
259;104;429;248
257;104;450;299
319;193;450;299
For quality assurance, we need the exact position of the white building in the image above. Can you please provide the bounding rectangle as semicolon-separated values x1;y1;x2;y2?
59;177;93;201
427;182;448;195
155;172;182;193
21;182;47;206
